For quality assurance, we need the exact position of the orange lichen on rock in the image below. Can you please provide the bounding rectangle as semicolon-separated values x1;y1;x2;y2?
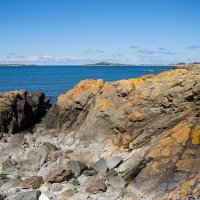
179;177;197;196
191;125;200;145
128;78;144;89
172;125;190;146
58;79;104;103
132;111;142;118
96;97;114;111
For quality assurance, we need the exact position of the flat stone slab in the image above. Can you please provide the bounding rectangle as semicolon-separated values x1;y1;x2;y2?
90;158;107;172
107;156;122;169
15;190;41;200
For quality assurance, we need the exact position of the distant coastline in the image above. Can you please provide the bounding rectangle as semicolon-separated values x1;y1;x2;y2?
81;62;174;66
0;64;37;66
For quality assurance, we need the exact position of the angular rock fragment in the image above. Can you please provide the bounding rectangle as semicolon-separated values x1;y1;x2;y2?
90;158;107;172
67;160;88;177
20;176;43;189
46;168;74;183
107;156;122;169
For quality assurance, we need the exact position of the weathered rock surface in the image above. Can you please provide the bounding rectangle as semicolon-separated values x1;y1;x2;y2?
15;190;41;200
0;91;50;135
2;67;200;199
20;176;43;189
46;168;74;183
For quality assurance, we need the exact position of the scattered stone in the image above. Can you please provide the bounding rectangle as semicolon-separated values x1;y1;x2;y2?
82;169;98;176
46;167;74;183
68;192;89;200
0;192;6;200
107;156;122;169
67;160;88;177
15;190;41;200
83;175;107;194
50;183;63;191
62;182;75;191
38;193;50;200
1;159;18;174
107;175;126;188
39;181;52;193
107;187;126;197
1;178;21;190
106;169;118;179
90;158;108;172
57;189;75;200
68;178;79;186
20;176;43;189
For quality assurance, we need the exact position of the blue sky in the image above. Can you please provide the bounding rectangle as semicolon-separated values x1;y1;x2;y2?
0;0;200;65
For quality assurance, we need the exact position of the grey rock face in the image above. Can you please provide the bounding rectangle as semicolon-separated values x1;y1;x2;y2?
90;158;107;172
15;190;41;200
67;160;88;177
107;156;122;169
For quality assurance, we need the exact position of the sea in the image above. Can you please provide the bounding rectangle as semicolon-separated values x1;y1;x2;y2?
0;65;174;103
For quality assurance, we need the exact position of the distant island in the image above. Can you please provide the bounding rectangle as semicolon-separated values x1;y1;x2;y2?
84;62;131;66
0;64;37;66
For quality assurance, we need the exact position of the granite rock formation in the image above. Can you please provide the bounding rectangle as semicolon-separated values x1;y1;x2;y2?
0;90;50;135
1;67;200;199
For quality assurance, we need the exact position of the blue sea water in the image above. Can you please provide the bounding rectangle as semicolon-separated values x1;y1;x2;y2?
0;65;174;103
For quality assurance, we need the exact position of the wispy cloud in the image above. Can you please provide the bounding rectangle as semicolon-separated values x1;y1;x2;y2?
130;46;139;49
149;40;156;43
112;51;123;57
186;45;200;49
157;50;175;55
83;49;106;54
0;55;87;64
137;49;154;55
158;47;166;51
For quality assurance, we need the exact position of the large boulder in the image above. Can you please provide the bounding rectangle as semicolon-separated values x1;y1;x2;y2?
0;90;50;135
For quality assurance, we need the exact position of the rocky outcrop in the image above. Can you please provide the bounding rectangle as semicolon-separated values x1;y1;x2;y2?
0;90;50;135
1;67;200;199
37;67;200;199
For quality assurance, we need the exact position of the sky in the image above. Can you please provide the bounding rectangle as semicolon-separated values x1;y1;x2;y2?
0;0;200;65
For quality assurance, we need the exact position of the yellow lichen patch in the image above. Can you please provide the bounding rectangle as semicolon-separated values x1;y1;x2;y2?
96;97;114;111
100;82;114;95
58;79;104;103
176;159;195;173
191;126;200;145
161;146;171;157
181;149;196;159
132;111;142;118
128;78;144;88
172;126;190;146
179;178;197;196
